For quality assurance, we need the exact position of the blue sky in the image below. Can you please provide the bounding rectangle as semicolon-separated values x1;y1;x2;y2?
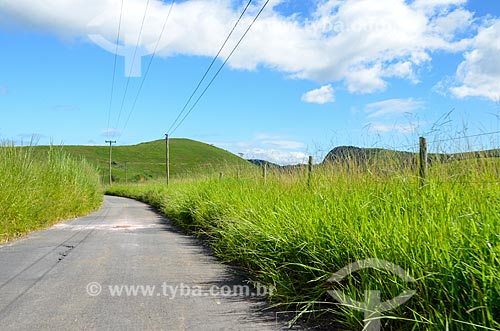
1;0;499;164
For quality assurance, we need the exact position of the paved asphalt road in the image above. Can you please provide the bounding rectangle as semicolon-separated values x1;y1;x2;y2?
0;196;303;331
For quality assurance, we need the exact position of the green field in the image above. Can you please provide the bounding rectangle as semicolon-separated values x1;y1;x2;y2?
32;138;255;183
107;156;500;330
0;144;103;243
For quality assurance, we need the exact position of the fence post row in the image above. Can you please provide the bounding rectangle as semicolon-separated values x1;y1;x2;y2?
102;139;431;184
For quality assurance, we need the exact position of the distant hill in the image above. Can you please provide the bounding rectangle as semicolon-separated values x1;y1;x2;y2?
32;139;254;183
246;159;281;168
323;145;500;164
323;146;414;164
247;159;312;174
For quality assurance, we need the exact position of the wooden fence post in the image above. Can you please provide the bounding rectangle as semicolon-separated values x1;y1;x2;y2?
419;137;428;185
308;156;313;186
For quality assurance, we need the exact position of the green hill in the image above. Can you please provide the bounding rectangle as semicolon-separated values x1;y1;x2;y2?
33;139;254;183
323;145;500;165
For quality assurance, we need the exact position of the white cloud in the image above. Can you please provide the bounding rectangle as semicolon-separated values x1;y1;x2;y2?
0;0;479;94
254;133;287;140
245;148;309;165
211;141;253;149
449;20;500;101
429;9;473;41
412;0;467;12
301;85;334;104
369;123;418;134
364;98;424;135
212;131;307;165
212;143;309;165
366;98;425;118
261;140;306;149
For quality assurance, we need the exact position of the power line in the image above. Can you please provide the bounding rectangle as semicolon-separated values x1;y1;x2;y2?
105;0;124;133
117;0;175;141
113;0;151;138
169;0;270;135
166;0;254;134
386;130;500;151
428;130;500;145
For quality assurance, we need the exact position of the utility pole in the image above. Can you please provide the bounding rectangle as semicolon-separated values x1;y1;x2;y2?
105;140;116;185
165;134;170;185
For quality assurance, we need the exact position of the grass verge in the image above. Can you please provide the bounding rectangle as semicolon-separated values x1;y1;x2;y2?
107;158;500;330
0;144;103;243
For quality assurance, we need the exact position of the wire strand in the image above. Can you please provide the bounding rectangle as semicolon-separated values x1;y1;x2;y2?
166;0;254;134
379;130;500;152
113;0;151;138
117;0;175;141
170;0;270;135
105;0;124;135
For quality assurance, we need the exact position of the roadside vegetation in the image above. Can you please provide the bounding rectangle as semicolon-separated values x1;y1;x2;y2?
107;154;500;330
0;144;103;243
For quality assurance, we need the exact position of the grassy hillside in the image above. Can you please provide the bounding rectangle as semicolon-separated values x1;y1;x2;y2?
34;139;254;183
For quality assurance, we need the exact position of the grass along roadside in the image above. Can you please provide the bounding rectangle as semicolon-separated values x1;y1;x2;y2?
0;144;103;243
107;157;500;330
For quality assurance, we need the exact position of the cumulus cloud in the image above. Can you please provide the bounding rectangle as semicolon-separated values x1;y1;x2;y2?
365;98;425;118
0;0;480;94
254;133;286;140
244;148;309;165
369;123;417;134
301;85;334;104
261;140;306;149
213;143;309;165
364;98;424;135
255;133;305;150
212;132;308;165
449;20;500;101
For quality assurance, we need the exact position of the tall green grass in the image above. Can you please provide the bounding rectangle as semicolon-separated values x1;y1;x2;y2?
107;156;500;330
0;144;103;243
